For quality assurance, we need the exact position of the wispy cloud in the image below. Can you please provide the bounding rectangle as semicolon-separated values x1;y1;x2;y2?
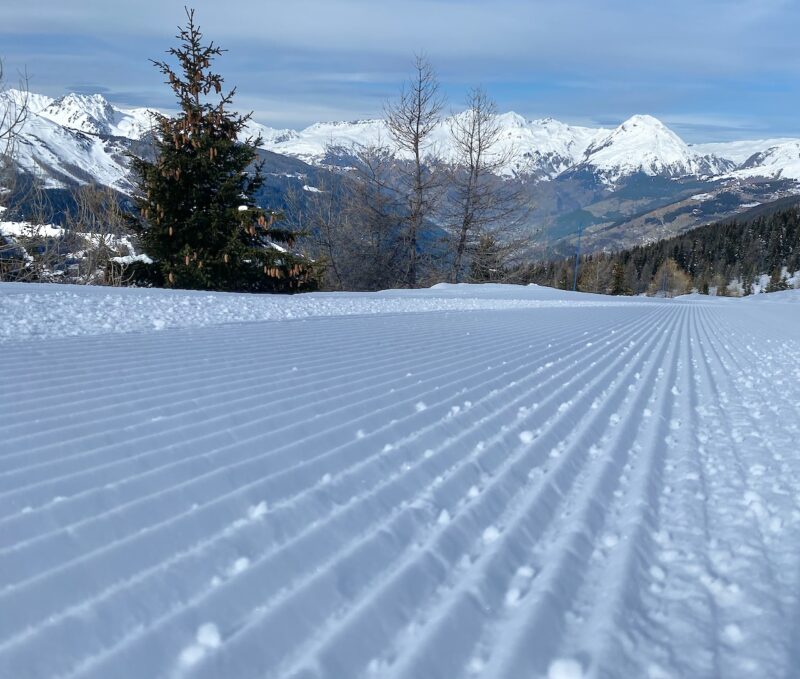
1;0;799;140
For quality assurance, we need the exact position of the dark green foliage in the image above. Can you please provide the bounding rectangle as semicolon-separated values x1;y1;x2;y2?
469;234;505;282
608;262;630;295
765;267;790;292
130;9;315;292
514;204;800;296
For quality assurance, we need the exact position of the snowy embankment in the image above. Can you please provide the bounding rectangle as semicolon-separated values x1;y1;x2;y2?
1;283;800;679
0;282;641;341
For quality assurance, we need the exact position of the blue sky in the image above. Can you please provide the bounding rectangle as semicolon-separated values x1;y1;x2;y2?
1;0;799;141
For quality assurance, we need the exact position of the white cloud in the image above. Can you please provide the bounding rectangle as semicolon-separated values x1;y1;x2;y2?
1;0;799;138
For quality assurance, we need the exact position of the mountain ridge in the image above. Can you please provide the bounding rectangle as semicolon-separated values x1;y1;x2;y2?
4;88;800;256
4;88;800;186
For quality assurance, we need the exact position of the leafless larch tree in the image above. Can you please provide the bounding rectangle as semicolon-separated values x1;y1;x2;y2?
385;55;445;287
447;86;530;283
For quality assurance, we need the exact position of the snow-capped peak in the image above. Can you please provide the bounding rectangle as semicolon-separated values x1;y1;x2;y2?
730;140;800;181
493;111;529;128
579;114;728;181
0;88;54;114
37;93;158;140
41;93;118;136
241;120;298;146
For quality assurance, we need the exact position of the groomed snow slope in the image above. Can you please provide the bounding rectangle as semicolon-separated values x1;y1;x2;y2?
1;283;800;679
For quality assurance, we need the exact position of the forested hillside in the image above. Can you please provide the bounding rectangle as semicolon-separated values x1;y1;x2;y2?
515;201;800;296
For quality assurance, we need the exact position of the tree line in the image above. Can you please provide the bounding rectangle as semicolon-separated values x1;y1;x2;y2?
512;204;800;296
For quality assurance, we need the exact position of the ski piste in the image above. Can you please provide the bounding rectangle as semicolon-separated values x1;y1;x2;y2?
1;282;799;678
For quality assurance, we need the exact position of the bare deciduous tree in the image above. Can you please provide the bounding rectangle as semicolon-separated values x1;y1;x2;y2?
0;173;61;282
2;179;138;285
648;258;692;297
285;176;348;290
0;59;30;278
289;142;407;291
0;59;28;161
578;255;613;293
346;142;407;289
446;87;532;282
449;88;504;279
65;184;132;284
385;55;444;287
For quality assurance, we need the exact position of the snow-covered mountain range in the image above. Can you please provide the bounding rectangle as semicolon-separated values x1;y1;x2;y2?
3;89;800;190
3;89;800;255
254;113;605;181
0;90;156;191
255;111;792;184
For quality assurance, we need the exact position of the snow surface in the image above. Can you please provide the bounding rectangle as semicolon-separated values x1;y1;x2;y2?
0;282;639;341
2;285;800;679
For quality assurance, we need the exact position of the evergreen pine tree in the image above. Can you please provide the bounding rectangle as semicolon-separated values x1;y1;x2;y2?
130;9;315;292
469;234;504;282
557;267;569;290
765;267;789;292
608;262;629;295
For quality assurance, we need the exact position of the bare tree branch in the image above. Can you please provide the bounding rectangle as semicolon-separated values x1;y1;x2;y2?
0;59;28;157
446;87;532;282
385;55;445;287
